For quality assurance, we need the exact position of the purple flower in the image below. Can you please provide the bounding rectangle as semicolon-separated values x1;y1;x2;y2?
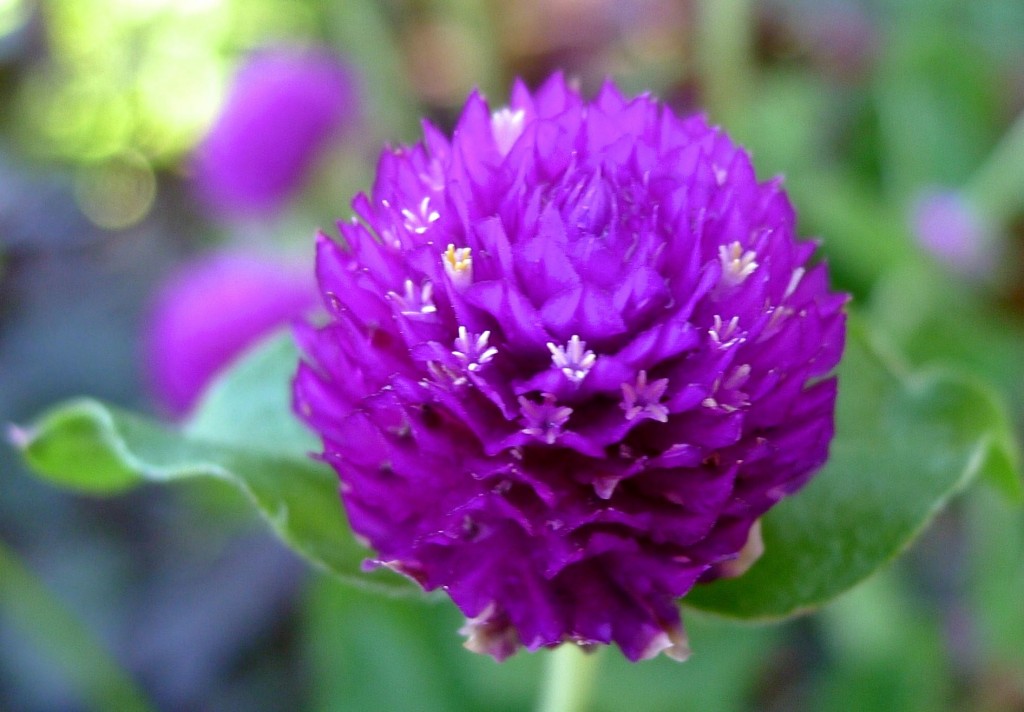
911;189;996;279
193;46;358;217
295;75;847;661
146;251;316;417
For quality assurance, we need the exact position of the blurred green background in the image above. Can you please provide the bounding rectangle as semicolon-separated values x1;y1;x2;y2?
1;0;1023;710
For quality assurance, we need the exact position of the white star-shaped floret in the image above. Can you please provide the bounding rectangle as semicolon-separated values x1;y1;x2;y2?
719;241;758;287
453;326;498;372
546;334;597;384
621;370;670;423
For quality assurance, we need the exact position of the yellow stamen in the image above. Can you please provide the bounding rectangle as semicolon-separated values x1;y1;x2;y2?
443;244;473;286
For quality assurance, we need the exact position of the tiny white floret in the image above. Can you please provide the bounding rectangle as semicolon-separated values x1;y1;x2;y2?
491;107;526;156
621;370;670;423
402;196;441;235
453;326;498;372
719;241;759;287
546;335;597;384
443;244;473;287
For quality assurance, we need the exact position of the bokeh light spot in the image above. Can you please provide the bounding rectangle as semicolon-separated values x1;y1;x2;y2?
74;151;158;230
0;0;28;38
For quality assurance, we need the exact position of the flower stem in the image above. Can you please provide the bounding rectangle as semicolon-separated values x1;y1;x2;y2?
965;109;1024;225
535;644;601;712
0;539;155;712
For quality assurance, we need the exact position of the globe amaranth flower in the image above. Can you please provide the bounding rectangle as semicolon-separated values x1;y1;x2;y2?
146;251;317;417
294;74;848;662
193;45;358;217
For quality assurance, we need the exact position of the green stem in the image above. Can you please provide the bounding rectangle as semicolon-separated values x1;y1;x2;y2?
965;109;1024;225
535;644;602;712
695;0;757;131
0;539;155;712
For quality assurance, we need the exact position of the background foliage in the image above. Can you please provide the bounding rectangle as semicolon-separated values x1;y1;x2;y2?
2;0;1024;710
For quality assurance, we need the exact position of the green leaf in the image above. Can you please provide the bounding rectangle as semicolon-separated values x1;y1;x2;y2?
868;262;1024;503
302;575;470;712
685;317;1021;620
184;331;320;456
12;333;411;595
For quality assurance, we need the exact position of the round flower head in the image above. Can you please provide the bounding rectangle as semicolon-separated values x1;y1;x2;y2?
295;74;847;661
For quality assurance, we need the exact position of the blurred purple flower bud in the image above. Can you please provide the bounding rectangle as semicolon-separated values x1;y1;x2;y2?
192;46;358;217
911;190;995;279
145;252;317;417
